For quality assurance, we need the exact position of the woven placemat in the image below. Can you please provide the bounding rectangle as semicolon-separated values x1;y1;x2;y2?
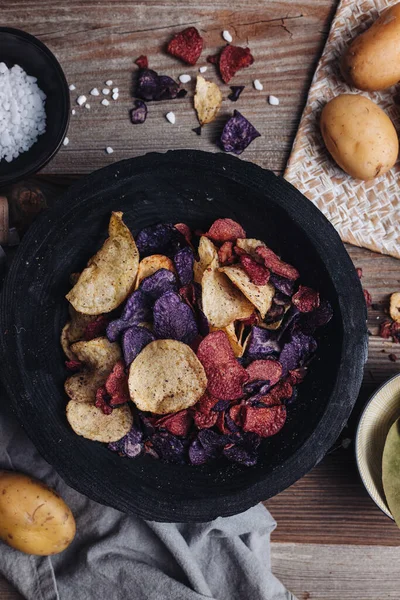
285;0;400;259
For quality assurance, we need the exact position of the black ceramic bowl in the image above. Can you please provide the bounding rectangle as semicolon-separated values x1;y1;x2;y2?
0;27;69;186
0;151;368;522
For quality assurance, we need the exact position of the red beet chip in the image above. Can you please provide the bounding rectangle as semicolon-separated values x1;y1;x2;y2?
219;45;254;83
292;286;320;313
174;223;192;245
194;411;218;429
197;331;249;400
229;404;243;427
255;245;299;281
356;267;363;279
363;289;372;308
216;411;230;434
389;353;398;362
391;321;400;343
95;386;113;415
379;320;392;339
238;313;258;327
218;241;236;266
105;361;130;406
65;359;83;372
135;55;148;69
261;380;293;407
196;390;220;414
233;244;246;257
246;359;282;386
167;27;204;65
207;53;219;65
242;404;286;437
239;254;270;285
83;315;108;341
205;218;246;243
287;367;307;385
155;410;192;437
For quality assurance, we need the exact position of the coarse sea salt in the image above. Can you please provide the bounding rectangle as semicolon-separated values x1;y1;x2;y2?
179;74;191;84
165;111;176;124
253;79;263;91
222;30;233;43
0;62;46;163
268;95;280;106
101;99;110;106
199;66;208;73
105;146;113;154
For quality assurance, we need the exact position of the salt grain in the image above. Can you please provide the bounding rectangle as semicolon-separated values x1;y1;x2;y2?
105;80;113;86
71;109;76;115
85;103;91;109
90;88;100;96
105;146;114;154
268;95;280;106
112;87;119;93
63;137;69;146
101;99;110;106
112;92;119;100
165;111;176;124
0;62;46;162
253;79;263;91
222;30;233;43
199;66;208;73
179;74;191;83
69;84;76;91
77;95;87;106
102;88;110;95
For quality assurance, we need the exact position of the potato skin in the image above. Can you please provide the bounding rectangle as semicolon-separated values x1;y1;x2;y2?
0;470;76;555
341;4;400;91
320;94;398;180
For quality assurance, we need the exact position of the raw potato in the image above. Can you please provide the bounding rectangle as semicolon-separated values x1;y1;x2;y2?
341;4;400;91
65;337;121;403
194;75;223;125
66;401;133;442
390;292;400;323
320;95;399;180
220;264;275;319
202;259;254;328
135;254;175;289
0;470;75;556
128;340;207;414
66;212;139;315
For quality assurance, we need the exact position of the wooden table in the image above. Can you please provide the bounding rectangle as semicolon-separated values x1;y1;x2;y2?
1;1;400;598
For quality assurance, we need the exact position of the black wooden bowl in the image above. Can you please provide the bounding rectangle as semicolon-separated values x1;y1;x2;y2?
0;151;368;521
0;27;69;186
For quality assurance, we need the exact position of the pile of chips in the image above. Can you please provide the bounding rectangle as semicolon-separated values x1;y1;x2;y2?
63;214;333;467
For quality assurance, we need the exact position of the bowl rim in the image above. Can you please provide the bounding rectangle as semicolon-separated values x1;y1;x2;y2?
0;26;70;185
0;150;369;520
355;372;400;521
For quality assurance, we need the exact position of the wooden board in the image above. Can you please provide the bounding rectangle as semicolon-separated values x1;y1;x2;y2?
285;0;400;259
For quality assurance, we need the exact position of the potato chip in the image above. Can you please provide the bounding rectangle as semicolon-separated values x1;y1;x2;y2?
220;264;274;319
202;259;254;328
135;254;175;289
210;322;244;357
61;307;95;359
66;212;139;315
236;237;264;257
65;337;121;404
66;401;133;443
193;236;218;284
128;339;207;414
194;75;223;125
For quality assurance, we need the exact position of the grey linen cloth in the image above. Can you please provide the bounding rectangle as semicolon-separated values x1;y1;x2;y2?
0;403;295;600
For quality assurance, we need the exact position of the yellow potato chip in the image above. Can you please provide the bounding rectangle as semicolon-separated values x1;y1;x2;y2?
128;340;207;414
66;212;139;315
193;236;219;284
390;292;400;323
202;259;254;328
220;265;274;319
66;401;133;443
65;337;121;404
236;238;265;257
135;254;175;289
210;322;244;357
194;75;223;125
61;306;95;359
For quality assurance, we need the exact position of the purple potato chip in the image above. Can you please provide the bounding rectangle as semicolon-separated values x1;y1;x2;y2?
228;86;245;102
264;303;285;324
225;411;240;433
220;110;261;155
300;299;333;334
189;438;208;465
151;432;185;464
137;412;156;437
211;399;231;412
198;429;232;450
173;247;194;286
223;444;257;466
269;273;295;297
130;100;148;124
107;289;152;342
144;443;160;459
279;331;317;375
277;305;300;341
135;223;186;257
245;326;281;361
136;69;179;101
177;89;188;98
197;308;210;337
192;126;202;136
108;424;143;457
122;325;155;365
140;268;178;300
243;379;271;395
153;291;198;344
